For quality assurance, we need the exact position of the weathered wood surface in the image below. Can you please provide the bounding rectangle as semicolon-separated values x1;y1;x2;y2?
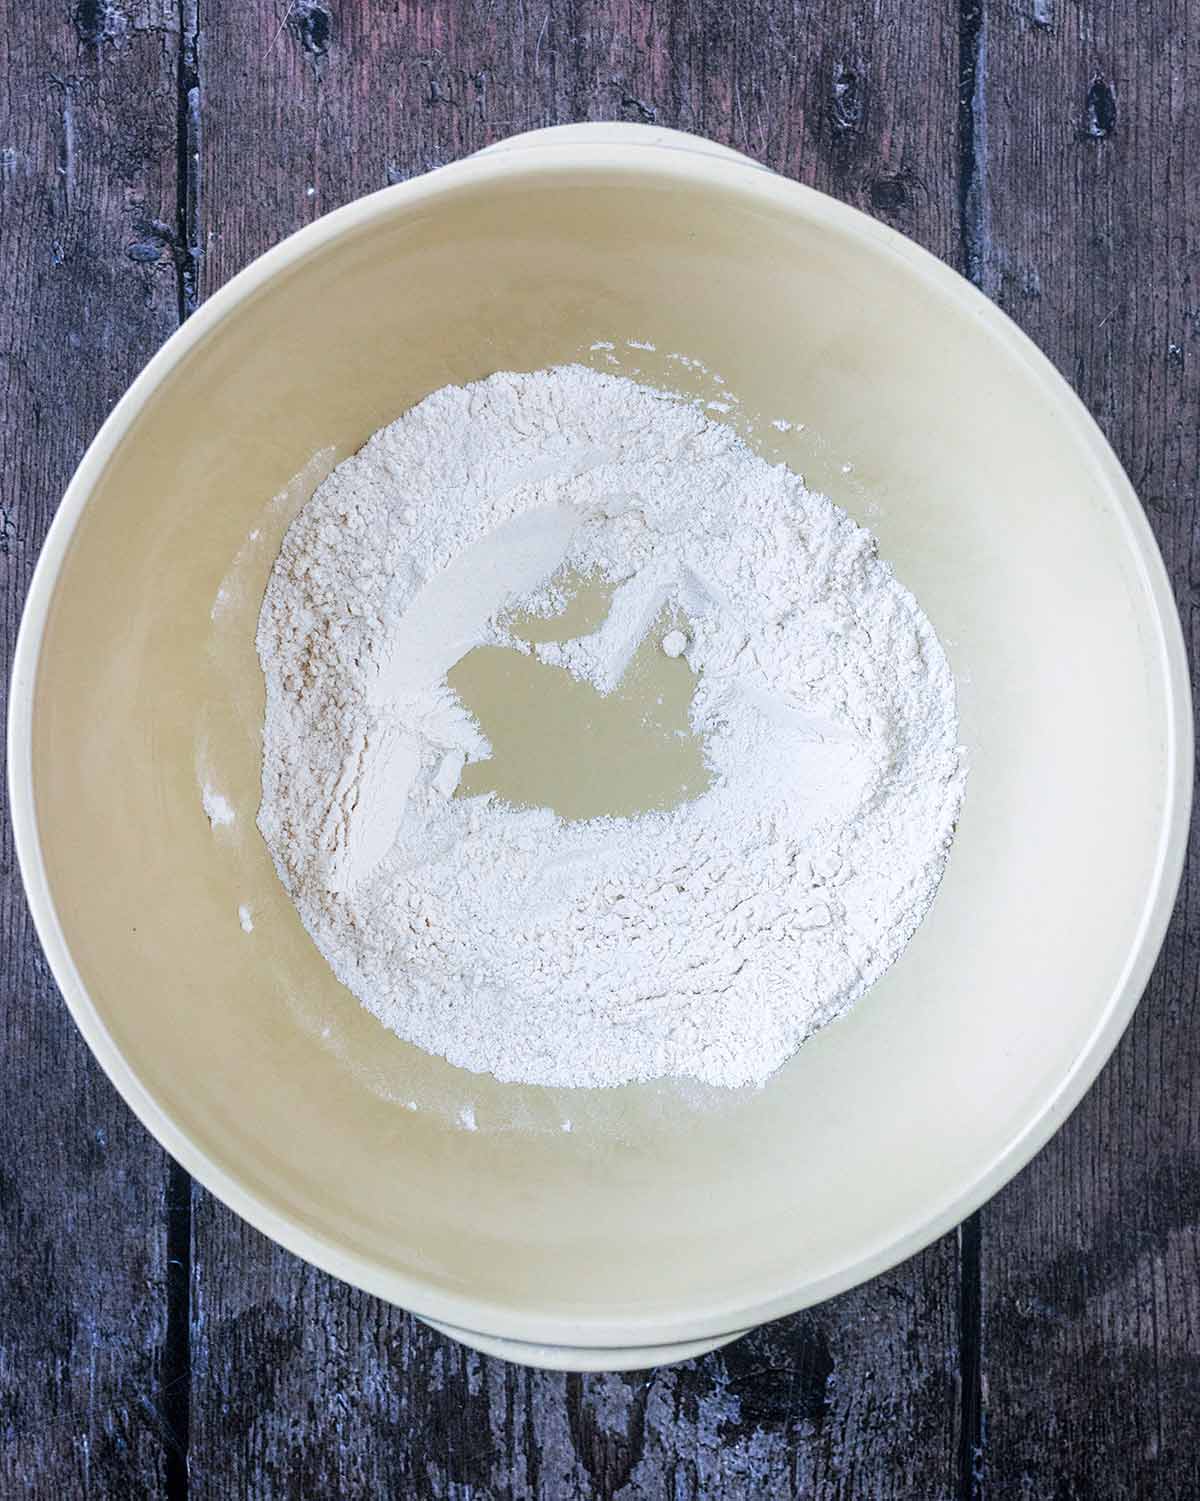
972;3;1200;1496
196;0;961;292
1;0;1197;1497
191;1230;961;1499
0;3;182;1497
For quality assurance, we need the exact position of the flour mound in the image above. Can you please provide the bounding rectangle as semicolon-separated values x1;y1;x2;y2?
257;366;965;1089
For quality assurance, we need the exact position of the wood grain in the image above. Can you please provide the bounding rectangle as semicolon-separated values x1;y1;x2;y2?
973;2;1200;1496
189;2;966;1497
0;2;183;1495
198;0;961;295
189;1219;961;1500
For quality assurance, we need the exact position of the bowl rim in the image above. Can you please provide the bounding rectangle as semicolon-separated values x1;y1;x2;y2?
9;129;1193;1351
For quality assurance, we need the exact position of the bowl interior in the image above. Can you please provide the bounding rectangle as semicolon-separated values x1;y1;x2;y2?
26;154;1181;1343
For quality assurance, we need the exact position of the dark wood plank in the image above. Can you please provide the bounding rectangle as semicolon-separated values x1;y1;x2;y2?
190;1223;960;1500
975;2;1200;1496
189;3;966;1497
198;0;961;294
0;2;184;1495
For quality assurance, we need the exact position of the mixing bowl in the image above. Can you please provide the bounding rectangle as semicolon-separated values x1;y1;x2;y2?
10;124;1190;1370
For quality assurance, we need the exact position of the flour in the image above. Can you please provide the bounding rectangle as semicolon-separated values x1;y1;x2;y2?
202;785;236;828
256;366;965;1090
661;629;689;659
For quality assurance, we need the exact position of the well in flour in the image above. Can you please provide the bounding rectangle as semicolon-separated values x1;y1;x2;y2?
256;365;966;1090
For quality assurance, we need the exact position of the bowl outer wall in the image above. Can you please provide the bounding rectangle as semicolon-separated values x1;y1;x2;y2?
7;130;1193;1352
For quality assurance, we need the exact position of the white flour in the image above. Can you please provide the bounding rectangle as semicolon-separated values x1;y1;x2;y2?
257;366;965;1089
202;784;236;828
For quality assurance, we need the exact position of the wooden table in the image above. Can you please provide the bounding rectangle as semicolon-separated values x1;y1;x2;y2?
2;2;1197;1496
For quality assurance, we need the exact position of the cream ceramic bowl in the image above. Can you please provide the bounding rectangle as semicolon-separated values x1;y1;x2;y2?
10;124;1191;1371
